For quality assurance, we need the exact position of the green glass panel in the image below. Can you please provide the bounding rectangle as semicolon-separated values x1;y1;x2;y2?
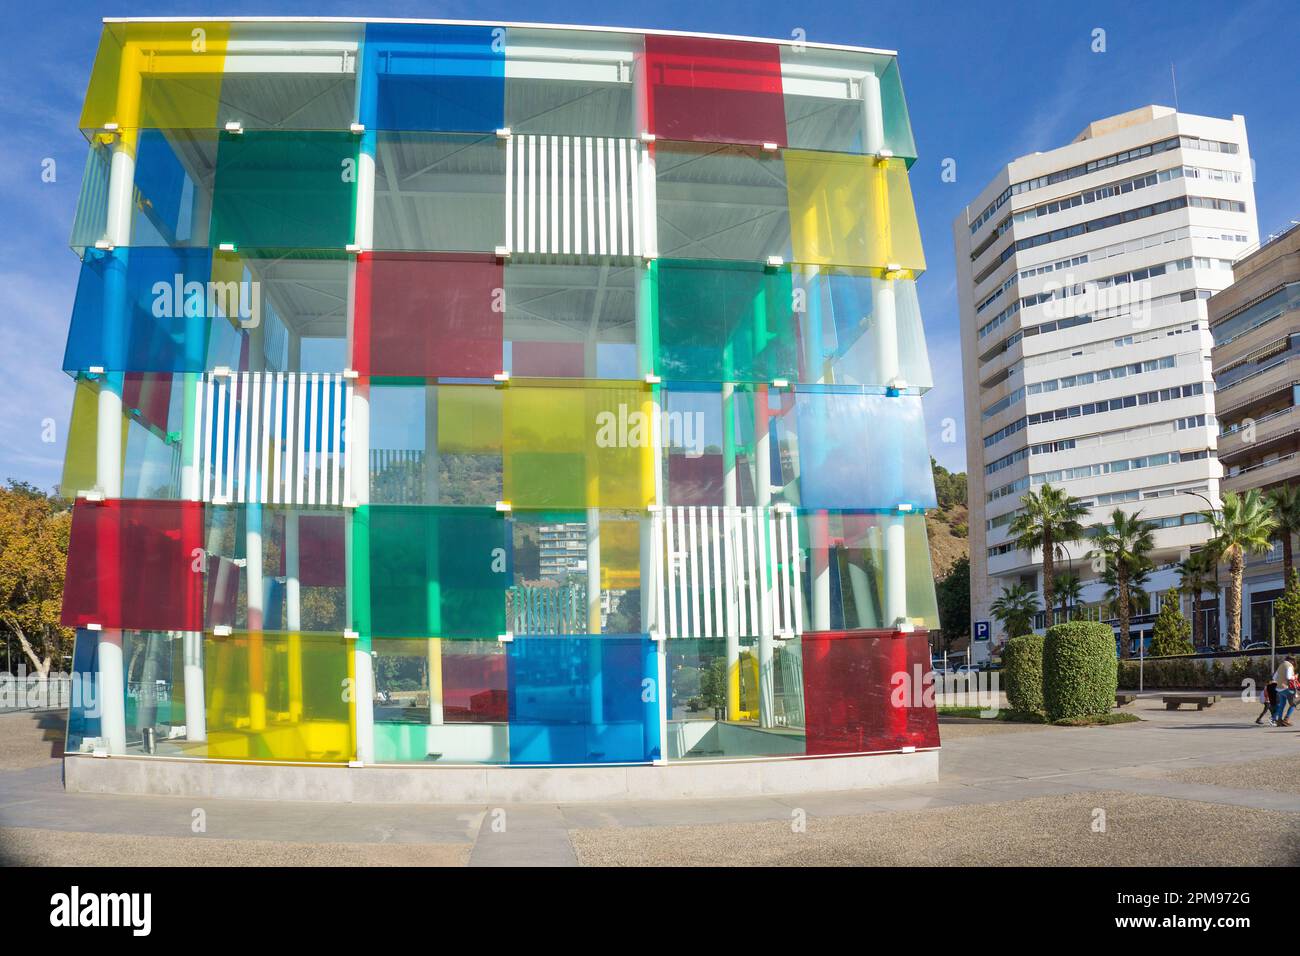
653;259;798;384
209;131;358;251
354;505;509;639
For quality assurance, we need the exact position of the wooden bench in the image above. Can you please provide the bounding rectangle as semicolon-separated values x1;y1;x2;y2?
1115;693;1137;707
1163;694;1219;711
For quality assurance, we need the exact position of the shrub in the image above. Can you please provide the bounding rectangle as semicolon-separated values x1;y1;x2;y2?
1043;621;1118;721
1002;634;1045;715
1274;570;1300;645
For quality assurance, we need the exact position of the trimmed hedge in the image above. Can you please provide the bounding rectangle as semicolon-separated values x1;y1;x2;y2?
1043;621;1118;721
1117;655;1272;690
1002;634;1045;715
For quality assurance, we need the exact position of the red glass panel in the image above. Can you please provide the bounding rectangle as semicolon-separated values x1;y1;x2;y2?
802;629;939;755
62;499;204;631
442;648;508;723
122;373;174;434
206;555;241;628
511;341;585;377
355;252;503;378
643;36;786;147
299;514;346;587
667;452;724;505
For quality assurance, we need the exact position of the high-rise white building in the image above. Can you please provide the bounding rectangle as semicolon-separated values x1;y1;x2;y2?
955;106;1259;651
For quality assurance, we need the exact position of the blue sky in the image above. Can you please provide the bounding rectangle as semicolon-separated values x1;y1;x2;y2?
2;0;1297;489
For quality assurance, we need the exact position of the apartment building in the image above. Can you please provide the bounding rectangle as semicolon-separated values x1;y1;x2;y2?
59;17;944;793
1209;222;1300;640
956;106;1259;651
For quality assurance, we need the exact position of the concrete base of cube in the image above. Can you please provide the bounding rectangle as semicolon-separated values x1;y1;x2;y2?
64;748;938;803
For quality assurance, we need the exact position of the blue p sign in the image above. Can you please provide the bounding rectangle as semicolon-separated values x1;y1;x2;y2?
974;620;991;642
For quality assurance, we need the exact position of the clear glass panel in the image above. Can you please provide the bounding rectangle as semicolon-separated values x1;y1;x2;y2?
504;28;638;138
372;639;509;763
62;499;205;632
655;143;791;262
660;384;937;509
60;375;184;500
785;152;925;273
360;23;505;133
508;509;646;635
373;132;505;252
797;511;939;630
352;505;510;639
209;130;358;251
506;634;660;764
356;252;503;378
644;35;787;147
505;261;640;379
204;506;349;633
666;637;806;758
801;629;938;754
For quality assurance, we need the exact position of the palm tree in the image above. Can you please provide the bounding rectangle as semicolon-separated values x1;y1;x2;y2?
1176;548;1219;649
990;583;1040;640
1268;485;1300;584
1052;572;1083;621
1206;489;1278;650
1009;484;1088;629
1102;559;1153;646
1089;509;1157;659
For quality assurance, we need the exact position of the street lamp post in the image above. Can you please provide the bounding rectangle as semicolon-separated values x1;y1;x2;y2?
1183;490;1221;652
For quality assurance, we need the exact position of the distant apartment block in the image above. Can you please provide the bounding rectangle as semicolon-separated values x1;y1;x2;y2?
1209;221;1300;640
955;106;1259;651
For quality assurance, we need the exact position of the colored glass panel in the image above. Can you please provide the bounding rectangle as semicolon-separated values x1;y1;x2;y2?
61;377;127;498
354;505;509;639
209;131;358;250
64;629;101;754
63;247;214;373
62;499;205;632
507;635;660;764
204;630;354;762
355;253;503;378
801;629;939;755
655;144;791;262
785;151;925;272
666;638;806;759
372;133;505;252
643;35;786;147
80;22;230;131
798;512;939;630
789;389;936;510
653;259;798;383
360;23;505;133
503;381;654;509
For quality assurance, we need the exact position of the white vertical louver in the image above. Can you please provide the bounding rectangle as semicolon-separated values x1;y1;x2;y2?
506;134;643;257
656;506;804;640
196;371;353;506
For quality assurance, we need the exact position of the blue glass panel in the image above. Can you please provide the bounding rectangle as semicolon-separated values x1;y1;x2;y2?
63;247;213;373
507;635;660;764
791;390;937;510
360;23;505;133
65;629;100;753
133;130;207;247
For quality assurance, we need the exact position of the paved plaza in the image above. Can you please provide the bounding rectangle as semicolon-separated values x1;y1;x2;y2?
3;697;1299;866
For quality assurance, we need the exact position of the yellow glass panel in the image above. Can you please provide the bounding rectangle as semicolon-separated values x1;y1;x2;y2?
436;385;502;454
600;519;641;591
785;151;925;274
61;378;127;497
503;381;653;509
80;22;231;132
204;631;354;762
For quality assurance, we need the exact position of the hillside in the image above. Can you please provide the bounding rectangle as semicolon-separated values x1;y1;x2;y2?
928;458;969;576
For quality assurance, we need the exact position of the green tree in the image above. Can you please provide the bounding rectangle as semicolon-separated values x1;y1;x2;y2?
930;458;967;513
1149;591;1194;656
934;555;970;652
0;481;73;678
1268;484;1300;585
1273;569;1300;646
990;583;1040;640
1009;484;1087;629
1052;572;1082;620
1176;548;1219;649
1089;509;1156;659
1206;489;1278;651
